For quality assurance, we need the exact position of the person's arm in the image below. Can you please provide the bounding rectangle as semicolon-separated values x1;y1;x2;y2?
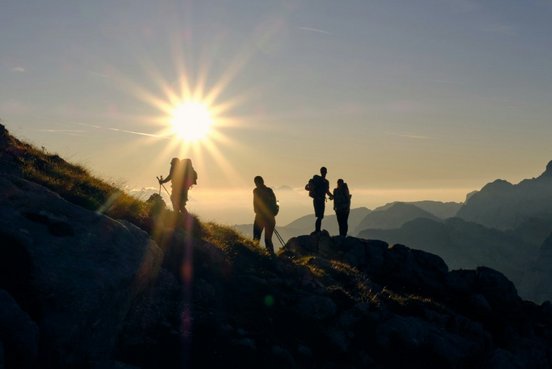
159;165;174;184
326;181;334;200
253;189;259;214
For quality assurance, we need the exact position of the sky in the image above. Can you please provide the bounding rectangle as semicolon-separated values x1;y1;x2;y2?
2;0;552;225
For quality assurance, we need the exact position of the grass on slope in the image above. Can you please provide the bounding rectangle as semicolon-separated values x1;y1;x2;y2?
1;124;159;231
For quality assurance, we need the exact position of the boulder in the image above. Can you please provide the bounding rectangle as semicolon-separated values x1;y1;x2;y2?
0;175;162;367
475;267;521;310
0;290;39;369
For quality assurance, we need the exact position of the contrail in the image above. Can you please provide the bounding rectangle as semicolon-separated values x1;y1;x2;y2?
298;26;332;35
106;127;164;138
74;122;167;138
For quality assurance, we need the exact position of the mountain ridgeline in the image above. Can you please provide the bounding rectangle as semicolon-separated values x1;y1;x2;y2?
1;123;552;369
356;161;552;303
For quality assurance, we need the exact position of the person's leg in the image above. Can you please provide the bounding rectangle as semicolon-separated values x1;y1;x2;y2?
336;211;344;236
170;193;179;213
253;214;262;241
336;210;348;236
264;216;275;255
180;188;189;213
313;198;325;233
315;217;322;233
343;209;350;236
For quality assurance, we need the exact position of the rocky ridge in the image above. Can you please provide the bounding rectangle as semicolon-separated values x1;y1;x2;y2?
1;123;552;369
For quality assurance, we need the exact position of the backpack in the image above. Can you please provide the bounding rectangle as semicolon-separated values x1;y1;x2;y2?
181;160;198;189
260;187;279;216
254;186;280;216
334;184;351;211
306;175;326;199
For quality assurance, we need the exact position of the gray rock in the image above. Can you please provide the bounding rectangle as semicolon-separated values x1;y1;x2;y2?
0;176;163;367
297;295;337;320
485;349;524;369
271;345;295;367
0;342;4;369
475;267;520;309
468;294;492;316
0;290;38;369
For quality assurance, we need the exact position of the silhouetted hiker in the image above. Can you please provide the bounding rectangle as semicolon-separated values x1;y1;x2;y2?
305;166;333;233
159;158;198;213
253;176;279;255
333;179;351;237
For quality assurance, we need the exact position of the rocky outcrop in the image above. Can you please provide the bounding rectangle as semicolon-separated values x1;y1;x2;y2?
275;234;552;369
0;175;162;368
359;217;540;300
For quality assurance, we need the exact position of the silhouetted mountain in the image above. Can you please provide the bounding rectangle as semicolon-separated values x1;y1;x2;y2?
359;217;540;299
374;200;462;219
354;202;439;234
2;123;552;369
520;232;552;303
456;161;552;231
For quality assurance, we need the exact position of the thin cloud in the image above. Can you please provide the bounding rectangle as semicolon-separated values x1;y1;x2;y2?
35;129;86;137
298;26;331;35
399;134;431;140
480;24;516;35
87;70;110;79
386;131;432;140
11;66;25;73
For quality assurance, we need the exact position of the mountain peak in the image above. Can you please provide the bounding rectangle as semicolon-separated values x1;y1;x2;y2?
544;160;552;177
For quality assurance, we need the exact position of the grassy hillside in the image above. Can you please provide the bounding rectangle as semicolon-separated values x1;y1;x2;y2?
0;124;158;231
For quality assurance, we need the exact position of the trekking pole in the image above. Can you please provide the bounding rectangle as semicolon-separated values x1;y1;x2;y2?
156;177;171;197
274;228;286;247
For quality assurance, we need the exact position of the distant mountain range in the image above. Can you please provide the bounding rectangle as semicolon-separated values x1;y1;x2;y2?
359;217;539;297
372;200;462;219
234;200;463;244
358;161;552;302
456;161;552;230
354;202;440;234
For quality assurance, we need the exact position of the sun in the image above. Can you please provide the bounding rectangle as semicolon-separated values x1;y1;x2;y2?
170;101;213;142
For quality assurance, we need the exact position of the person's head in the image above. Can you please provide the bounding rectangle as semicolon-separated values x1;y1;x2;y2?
337;178;344;187
170;157;179;166
254;175;264;187
320;167;327;177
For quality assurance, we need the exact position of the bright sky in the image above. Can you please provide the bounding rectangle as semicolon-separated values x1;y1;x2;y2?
2;0;552;224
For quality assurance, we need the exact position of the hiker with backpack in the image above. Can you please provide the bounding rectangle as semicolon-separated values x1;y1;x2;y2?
158;158;198;214
253;176;279;255
305;167;333;234
333;179;352;237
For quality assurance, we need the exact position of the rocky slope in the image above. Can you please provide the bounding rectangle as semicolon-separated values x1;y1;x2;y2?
2;124;552;369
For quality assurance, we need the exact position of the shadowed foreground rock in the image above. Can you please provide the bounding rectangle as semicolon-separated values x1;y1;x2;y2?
115;231;552;369
1;169;552;368
0;175;162;368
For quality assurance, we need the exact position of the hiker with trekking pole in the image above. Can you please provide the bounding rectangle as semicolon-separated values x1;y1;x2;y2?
158;157;198;214
252;176;279;255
